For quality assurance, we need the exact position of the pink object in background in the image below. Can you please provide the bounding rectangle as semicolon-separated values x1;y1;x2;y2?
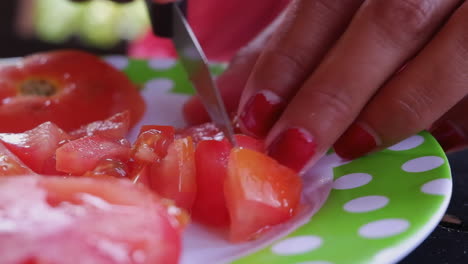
129;0;290;62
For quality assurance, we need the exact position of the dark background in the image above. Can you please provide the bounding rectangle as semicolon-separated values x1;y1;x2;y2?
1;1;467;263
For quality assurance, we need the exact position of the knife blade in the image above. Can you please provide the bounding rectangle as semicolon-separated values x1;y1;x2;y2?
145;1;236;145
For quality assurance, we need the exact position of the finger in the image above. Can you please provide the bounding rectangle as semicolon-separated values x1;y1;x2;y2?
237;0;365;137
430;97;468;153
183;9;287;125
334;1;468;160
265;0;460;173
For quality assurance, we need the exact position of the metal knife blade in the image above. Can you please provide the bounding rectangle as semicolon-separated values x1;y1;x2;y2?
170;4;236;145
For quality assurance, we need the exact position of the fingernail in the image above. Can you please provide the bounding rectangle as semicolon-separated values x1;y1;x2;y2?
334;123;379;160
431;121;466;152
267;128;317;172
239;90;284;138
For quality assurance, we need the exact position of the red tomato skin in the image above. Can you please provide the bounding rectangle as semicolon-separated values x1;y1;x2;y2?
0;176;183;264
192;139;231;227
56;135;131;175
0;122;70;174
225;148;302;242
234;134;265;152
0;50;145;133
0;142;35;176
70;111;130;140
139;125;175;137
150;137;197;211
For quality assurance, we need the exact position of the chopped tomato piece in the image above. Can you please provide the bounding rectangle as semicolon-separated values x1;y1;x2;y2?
150;137;197;211
177;123;224;143
56;135;131;175
0;143;35;176
70;111;130;140
225;148;302;242
234;134;265;152
83;158;129;179
192;139;231;226
0;175;184;264
139;125;175;137
131;128;174;164
0;122;70;174
0;50;145;133
129;163;151;186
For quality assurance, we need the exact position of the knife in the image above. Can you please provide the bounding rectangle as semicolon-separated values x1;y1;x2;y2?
144;0;236;145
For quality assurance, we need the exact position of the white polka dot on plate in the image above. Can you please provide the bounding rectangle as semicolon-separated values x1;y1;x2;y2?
421;178;452;195
144;78;175;93
402;156;444;173
296;261;333;264
271;236;323;256
148;59;176;70
103;56;129;70
388;135;424;151
359;219;410;239
333;173;372;190
344;195;389;213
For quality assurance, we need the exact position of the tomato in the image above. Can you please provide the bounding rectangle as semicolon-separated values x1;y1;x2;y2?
70;111;130;140
56;135;131;175
0;175;184;264
225;148;302;242
177;123;224;143
0;142;35;176
234;134;264;152
150;137;197;211
192;139;231;226
0;50;145;133
139;125;175;137
0;122;70;174
83;158;130;179
131;128;175;165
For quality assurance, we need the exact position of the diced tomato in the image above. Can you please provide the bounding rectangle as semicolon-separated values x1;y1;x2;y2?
177;123;224;143
0;175;184;264
234;134;265;152
0;142;35;176
192;139;231;226
70;111;130;140
139;125;175;137
0;122;70;174
56;135;131;175
83;158;129;179
129;163;151;186
131;128;175;165
225;148;302;242
0;50;145;133
150;137;197;211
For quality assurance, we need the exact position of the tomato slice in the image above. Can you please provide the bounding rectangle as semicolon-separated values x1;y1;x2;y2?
192;139;231;226
0;142;35;176
0;175;184;264
70;111;130;140
0;122;70;174
225;148;302;242
56;135;131;175
0;50;145;133
150;137;197;211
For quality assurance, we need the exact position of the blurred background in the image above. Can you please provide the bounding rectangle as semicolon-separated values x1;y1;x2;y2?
0;0;467;263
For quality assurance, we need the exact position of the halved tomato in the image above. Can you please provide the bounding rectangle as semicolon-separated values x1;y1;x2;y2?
70;111;130;140
150;137;197;211
225;148;302;242
0;122;70;174
0;50;145;133
0;175;184;264
56;135;131;175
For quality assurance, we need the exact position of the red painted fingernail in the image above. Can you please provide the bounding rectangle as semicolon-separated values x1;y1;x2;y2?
334;123;379;160
268;128;317;172
239;90;284;138
431;121;466;152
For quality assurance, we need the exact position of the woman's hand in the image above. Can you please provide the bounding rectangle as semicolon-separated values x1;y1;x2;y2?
185;0;468;173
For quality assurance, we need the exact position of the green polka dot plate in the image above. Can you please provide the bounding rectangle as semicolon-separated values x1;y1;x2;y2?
4;55;449;264
101;56;452;264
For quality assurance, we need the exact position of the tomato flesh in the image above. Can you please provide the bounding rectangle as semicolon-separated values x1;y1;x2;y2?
56;135;131;175
83;158;130;180
225;148;302;242
0;142;35;176
0;175;183;264
150;137;197;211
0;122;70;174
70;111;130;140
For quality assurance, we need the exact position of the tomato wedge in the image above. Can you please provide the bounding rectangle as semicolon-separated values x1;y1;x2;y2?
150;137;197;211
70;111;130;140
0;175;184;264
56;135;131;175
0;122;70;174
225;148;302;242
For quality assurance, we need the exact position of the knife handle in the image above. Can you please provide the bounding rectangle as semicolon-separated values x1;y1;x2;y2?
145;0;188;38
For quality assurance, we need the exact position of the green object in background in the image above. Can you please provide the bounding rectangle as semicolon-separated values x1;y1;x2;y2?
34;0;150;48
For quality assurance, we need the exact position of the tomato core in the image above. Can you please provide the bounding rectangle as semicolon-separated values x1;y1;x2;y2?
19;79;58;97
